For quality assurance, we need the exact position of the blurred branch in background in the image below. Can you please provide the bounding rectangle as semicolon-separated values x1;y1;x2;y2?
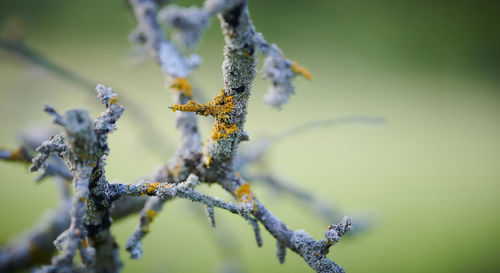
0;0;380;271
236;116;386;169
187;203;245;273
236;116;385;231
0;17;173;156
271;116;386;142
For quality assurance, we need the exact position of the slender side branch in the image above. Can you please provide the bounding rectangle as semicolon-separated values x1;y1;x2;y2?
222;175;350;273
1;142;71;182
113;174;253;258
156;175;252;215
129;0;203;182
129;0;201;78
128;0;205;256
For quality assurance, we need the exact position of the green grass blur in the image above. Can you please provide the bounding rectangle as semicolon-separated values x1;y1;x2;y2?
1;0;499;272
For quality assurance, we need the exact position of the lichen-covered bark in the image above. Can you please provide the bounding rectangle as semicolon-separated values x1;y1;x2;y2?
0;193;147;273
202;2;257;181
28;86;126;273
0;0;356;272
219;174;348;273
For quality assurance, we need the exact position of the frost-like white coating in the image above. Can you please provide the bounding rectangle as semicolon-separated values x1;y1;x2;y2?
0;1;358;272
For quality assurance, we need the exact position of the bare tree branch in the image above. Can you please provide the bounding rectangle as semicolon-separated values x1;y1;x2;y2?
0;1;359;272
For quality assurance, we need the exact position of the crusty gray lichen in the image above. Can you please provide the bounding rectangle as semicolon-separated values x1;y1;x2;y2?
31;85;125;273
158;5;210;49
129;0;201;78
325;216;353;246
253;33;305;109
120;174;253;258
201;1;258;180
0;0;358;272
291;229;346;273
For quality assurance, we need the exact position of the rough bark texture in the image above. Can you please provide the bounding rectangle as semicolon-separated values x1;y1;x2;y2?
0;1;357;272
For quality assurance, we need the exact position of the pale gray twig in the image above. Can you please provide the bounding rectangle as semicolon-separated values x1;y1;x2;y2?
0;1;358;272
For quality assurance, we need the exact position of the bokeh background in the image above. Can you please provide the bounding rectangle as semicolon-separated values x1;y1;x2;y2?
1;0;500;272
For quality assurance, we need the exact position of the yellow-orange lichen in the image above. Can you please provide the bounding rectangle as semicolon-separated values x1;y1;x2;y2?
210;122;238;140
170;89;238;141
140;209;158;233
169;77;193;98
291;61;313;80
145;182;161;195
7;147;29;163
109;96;119;104
234;182;258;211
171;89;233;119
145;209;157;222
204;154;212;167
80;238;89;248
235;182;253;203
202;141;212;167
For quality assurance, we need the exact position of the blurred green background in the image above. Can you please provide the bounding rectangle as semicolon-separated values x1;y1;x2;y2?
1;0;500;272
